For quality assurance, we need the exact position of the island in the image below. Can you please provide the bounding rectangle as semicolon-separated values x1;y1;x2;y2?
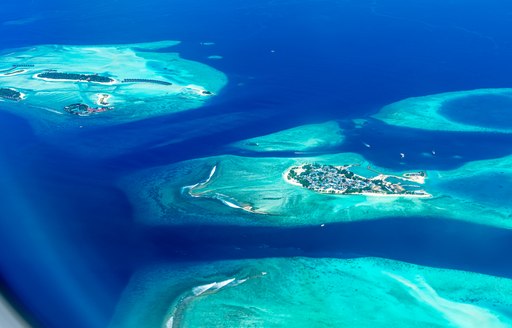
285;163;430;197
0;88;24;101
121;151;512;228
109;257;512;328
0;41;227;131
64;103;113;116
34;71;115;84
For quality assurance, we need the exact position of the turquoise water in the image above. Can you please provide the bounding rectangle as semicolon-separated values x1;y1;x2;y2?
436;172;512;208
440;94;512;129
1;0;512;327
111;257;512;328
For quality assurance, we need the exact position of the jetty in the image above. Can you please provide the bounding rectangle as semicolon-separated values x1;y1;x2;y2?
122;78;172;86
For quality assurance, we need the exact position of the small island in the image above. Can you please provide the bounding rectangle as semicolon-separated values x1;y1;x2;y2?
35;71;115;84
64;103;113;116
285;163;430;197
0;88;24;101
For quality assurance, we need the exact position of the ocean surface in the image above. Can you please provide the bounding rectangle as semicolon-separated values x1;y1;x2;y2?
1;0;512;327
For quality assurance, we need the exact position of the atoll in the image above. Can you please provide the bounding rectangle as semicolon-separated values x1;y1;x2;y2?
0;41;227;129
121;152;512;228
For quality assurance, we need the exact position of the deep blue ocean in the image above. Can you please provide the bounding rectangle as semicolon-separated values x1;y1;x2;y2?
1;1;512;327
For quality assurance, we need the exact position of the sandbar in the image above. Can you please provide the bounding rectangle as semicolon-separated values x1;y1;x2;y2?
230;121;344;153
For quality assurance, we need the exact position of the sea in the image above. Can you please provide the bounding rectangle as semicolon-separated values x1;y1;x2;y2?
1;0;512;327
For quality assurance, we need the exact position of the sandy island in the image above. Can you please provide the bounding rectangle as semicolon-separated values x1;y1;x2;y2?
33;73;118;85
183;165;268;215
96;93;111;106
284;164;432;198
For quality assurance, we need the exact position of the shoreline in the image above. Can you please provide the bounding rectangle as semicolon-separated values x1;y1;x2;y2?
284;165;432;198
282;168;303;187
182;84;213;97
32;73;118;85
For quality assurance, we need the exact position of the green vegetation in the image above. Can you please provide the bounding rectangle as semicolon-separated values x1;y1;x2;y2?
0;42;228;131
287;163;429;196
121;153;512;228
0;88;22;101
63;103;113;116
37;72;114;83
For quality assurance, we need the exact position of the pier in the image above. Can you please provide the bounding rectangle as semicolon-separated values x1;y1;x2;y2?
0;64;34;74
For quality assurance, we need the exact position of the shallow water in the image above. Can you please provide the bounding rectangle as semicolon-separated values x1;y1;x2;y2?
2;0;512;327
440;94;512;129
